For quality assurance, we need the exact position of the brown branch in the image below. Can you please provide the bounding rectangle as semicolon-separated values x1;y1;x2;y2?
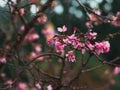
105;30;120;41
13;0;54;48
94;54;120;67
82;53;92;67
33;65;60;80
76;0;110;22
82;56;120;73
0;53;64;89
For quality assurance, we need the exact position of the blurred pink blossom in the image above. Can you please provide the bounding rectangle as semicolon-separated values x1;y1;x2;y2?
35;45;42;52
20;8;25;16
47;85;52;90
25;33;39;41
18;82;27;90
110;79;116;85
35;83;41;89
0;57;6;63
111;11;120;26
114;67;120;75
5;80;13;85
29;52;37;58
5;44;11;50
20;25;25;31
37;13;47;24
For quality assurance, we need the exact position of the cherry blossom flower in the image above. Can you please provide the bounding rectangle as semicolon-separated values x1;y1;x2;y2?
88;13;98;22
0;57;6;63
55;41;65;52
20;25;25;31
102;41;110;53
35;83;41;89
111;11;120;26
47;85;53;90
66;50;75;62
57;25;67;32
47;38;53;44
0;73;6;77
28;52;37;59
113;67;120;75
87;30;97;40
37;13;47;24
42;23;55;44
18;82;27;90
35;45;42;52
54;26;110;60
86;41;94;51
25;33;39;41
63;34;77;44
73;41;83;49
94;42;104;55
94;41;110;55
20;8;25;16
5;80;13;85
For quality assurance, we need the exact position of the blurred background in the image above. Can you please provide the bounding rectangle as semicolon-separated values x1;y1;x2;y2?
0;0;120;90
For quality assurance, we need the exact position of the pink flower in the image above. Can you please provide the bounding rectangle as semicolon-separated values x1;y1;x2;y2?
66;51;75;62
81;47;87;54
28;52;37;59
20;25;25;31
88;13;98;22
73;41;83;49
114;67;120;75
0;73;6;77
63;34;77;44
47;38;53;44
94;41;110;55
0;57;6;63
102;41;110;53
5;80;13;85
87;30;97;40
86;41;94;50
37;16;47;24
94;42;104;55
20;8;25;16
18;82;27;90
86;22;92;28
47;85;52;90
112;12;120;26
55;41;65;52
35;45;41;52
57;25;67;32
25;33;39;41
37;13;47;24
35;83;41;89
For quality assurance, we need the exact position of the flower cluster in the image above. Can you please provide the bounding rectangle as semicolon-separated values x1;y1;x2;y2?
111;11;120;26
53;25;110;62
